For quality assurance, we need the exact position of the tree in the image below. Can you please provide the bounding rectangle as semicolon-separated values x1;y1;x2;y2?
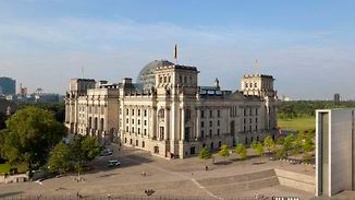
47;142;71;174
218;144;230;162
263;136;275;153
0;106;66;168
199;147;212;160
283;134;295;156
69;135;102;174
235;143;247;160
251;141;264;163
302;133;314;170
47;135;101;175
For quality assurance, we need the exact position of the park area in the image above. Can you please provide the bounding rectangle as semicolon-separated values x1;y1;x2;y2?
278;116;315;132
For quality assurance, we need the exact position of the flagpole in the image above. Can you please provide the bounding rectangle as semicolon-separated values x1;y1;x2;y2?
254;59;259;75
174;44;178;64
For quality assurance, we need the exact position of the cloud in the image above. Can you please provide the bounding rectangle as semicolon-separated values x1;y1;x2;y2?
0;17;353;99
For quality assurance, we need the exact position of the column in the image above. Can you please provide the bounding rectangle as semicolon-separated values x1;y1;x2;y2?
196;108;201;140
152;107;157;139
165;108;169;140
181;108;185;141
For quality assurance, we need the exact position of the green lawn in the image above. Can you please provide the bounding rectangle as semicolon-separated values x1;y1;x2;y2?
0;162;28;175
0;163;11;174
278;117;315;132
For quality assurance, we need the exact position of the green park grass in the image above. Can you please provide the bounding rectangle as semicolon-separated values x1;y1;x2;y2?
278;116;315;132
0;162;28;175
0;163;11;174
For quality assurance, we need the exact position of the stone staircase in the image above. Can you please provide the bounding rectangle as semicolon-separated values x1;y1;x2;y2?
197;169;279;193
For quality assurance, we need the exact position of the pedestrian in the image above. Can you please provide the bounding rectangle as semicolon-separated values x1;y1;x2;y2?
205;165;209;171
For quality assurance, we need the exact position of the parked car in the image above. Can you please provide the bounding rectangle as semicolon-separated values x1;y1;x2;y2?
100;149;113;156
107;159;120;167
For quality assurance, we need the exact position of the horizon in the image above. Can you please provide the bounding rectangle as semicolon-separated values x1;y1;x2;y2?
0;0;354;100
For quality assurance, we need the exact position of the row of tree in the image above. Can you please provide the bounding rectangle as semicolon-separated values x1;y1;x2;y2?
199;133;315;164
278;100;355;119
0;106;101;176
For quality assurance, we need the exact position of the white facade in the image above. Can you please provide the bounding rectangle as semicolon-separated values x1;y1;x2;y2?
65;60;279;158
316;108;355;196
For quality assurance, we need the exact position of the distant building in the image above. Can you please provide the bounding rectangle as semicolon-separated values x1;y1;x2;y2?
65;59;279;158
334;93;341;104
0;77;16;95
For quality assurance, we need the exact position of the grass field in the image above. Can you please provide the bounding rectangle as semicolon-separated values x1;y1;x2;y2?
0;163;11;174
278;116;315;132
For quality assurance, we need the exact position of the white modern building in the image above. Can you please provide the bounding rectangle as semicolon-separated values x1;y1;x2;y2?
316;108;355;196
65;59;279;158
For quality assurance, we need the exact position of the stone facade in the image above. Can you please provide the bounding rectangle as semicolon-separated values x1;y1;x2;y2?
65;60;279;158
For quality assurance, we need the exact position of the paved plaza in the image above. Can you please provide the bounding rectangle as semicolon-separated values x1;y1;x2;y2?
0;144;317;199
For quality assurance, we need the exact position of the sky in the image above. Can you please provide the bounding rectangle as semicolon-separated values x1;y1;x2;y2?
0;0;355;100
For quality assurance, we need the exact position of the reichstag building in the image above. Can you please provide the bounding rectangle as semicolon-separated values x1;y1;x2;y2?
65;60;279;158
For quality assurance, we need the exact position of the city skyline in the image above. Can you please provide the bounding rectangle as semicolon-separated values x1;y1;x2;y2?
1;0;354;99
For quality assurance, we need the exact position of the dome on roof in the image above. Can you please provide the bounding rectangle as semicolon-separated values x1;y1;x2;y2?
136;60;174;90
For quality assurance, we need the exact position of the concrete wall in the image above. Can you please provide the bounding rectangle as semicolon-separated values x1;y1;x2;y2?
316;108;355;197
275;169;315;193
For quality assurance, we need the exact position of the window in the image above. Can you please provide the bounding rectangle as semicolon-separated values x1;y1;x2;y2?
136;140;138;146
209;121;212;127
217;120;220;127
217;110;220;117
132;109;135;115
249;118;252;123
209;110;213;118
249;83;252;87
130;139;132;144
142;141;145;148
126;126;129;132
168;76;171;82
159;76;162;83
164;76;167;83
185;109;191;121
201;130;204;138
201;121;204;127
132;127;134;133
250;109;252;116
244;109;246;116
255;118;258;123
255;108;258;116
158;109;164;118
209;130;212;137
254;83;257;88
138;109;141;116
138;120;140;125
144;110;147;117
144;129;147;136
138;128;140;134
245;83;248;88
132;119;134;124
217;129;220;136
201;110;205;118
144;120;147;126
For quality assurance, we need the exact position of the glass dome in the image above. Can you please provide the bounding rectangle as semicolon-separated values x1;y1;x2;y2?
136;60;174;90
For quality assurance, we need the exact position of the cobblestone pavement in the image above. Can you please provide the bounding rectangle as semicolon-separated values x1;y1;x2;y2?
0;144;317;199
